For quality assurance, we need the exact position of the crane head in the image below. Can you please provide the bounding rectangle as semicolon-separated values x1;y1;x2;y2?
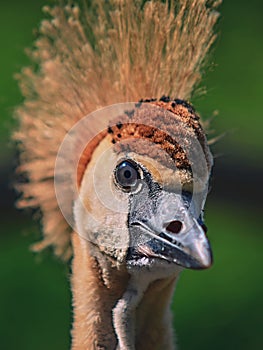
73;100;213;271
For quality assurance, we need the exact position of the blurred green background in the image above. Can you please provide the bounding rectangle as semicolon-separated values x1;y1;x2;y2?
0;1;262;349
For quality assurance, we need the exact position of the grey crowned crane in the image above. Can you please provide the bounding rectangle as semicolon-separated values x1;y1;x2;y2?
14;1;220;349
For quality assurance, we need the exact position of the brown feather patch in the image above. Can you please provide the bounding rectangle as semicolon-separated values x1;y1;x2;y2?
108;100;212;173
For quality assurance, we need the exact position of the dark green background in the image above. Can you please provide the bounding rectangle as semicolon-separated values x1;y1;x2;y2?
0;1;262;349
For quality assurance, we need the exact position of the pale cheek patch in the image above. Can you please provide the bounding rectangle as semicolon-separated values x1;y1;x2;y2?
74;137;130;260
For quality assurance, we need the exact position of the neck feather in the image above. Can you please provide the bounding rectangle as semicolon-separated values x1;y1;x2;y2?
71;234;179;350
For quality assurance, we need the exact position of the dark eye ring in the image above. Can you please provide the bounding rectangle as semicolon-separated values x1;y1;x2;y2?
114;160;141;191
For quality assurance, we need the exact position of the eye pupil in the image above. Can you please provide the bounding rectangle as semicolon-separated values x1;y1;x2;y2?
124;170;132;179
115;160;140;191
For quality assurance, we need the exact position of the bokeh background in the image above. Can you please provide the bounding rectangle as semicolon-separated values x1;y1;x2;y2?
0;0;262;349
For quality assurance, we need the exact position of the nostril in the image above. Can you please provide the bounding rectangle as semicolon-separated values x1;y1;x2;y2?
166;220;183;234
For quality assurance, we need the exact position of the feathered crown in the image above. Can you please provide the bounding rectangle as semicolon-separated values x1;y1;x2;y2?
14;0;221;260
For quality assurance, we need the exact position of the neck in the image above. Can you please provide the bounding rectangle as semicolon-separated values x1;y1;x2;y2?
71;234;179;350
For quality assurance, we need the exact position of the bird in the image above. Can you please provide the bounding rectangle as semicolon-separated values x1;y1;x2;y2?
14;1;220;349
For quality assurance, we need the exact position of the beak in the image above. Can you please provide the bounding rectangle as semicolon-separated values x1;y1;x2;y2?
129;192;213;270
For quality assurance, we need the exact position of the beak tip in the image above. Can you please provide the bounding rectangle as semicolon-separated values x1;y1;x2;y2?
187;240;213;270
201;256;213;269
196;246;213;270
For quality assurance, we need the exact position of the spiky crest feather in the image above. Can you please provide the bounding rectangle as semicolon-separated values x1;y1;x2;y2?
14;0;220;260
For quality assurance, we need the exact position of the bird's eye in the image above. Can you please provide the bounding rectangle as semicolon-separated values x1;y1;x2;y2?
115;160;140;191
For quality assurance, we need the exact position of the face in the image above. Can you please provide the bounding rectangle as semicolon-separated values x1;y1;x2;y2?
74;134;212;270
